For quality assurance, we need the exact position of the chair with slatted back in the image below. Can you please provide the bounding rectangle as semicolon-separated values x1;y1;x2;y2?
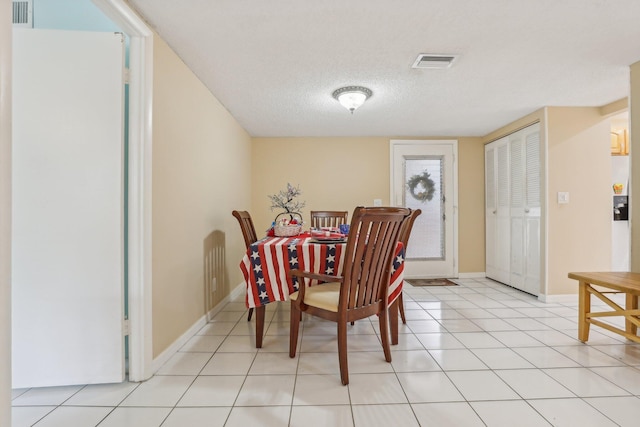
309;210;348;229
289;206;411;385
396;208;422;324
232;210;259;321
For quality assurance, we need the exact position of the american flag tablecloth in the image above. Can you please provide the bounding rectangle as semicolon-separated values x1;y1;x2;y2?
240;236;404;308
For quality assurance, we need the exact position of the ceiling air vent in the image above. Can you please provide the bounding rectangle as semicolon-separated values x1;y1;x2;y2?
13;0;33;28
411;54;458;69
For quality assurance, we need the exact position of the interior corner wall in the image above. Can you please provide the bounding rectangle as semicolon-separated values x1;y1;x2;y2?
631;61;640;272
457;137;486;273
546;107;612;294
151;33;252;357
250;136;486;274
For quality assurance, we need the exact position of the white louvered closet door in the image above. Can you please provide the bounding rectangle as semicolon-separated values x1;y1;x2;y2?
485;123;540;295
485;136;510;285
510;134;526;290
523;130;541;295
507;123;541;295
495;139;511;284
485;144;497;279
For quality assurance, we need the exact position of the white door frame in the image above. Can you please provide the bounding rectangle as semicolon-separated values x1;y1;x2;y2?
390;140;458;278
1;5;13;424
93;0;153;382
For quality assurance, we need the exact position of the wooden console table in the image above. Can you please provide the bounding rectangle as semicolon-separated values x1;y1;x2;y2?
568;272;640;343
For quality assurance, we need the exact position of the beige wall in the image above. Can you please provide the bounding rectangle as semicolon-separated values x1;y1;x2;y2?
251;136;486;274
546;107;612;294
632;61;640;272
250;138;390;232
0;4;11;424
457;137;486;273
152;35;252;357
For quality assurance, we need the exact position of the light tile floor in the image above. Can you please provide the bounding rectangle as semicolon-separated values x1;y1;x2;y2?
12;278;640;426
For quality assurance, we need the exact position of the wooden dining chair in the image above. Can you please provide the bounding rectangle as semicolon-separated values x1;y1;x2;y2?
396;208;422;324
232;210;259;321
289;206;411;385
309;210;348;229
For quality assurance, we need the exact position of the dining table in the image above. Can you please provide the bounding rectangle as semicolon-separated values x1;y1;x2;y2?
239;231;405;348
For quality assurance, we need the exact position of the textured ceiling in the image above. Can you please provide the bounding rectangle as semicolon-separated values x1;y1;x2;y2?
127;0;640;138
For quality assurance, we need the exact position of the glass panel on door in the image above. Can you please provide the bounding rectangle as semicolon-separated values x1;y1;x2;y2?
403;156;444;260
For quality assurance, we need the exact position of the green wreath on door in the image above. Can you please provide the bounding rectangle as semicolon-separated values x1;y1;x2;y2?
406;170;436;203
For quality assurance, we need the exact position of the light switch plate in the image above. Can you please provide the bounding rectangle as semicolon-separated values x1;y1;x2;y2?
373;199;382;207
557;192;570;204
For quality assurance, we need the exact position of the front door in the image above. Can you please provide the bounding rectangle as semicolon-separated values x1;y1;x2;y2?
391;140;457;278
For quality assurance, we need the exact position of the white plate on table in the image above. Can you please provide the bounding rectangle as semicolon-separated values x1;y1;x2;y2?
309;237;347;244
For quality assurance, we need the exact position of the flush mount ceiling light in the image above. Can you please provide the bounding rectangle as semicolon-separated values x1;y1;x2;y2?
332;86;372;114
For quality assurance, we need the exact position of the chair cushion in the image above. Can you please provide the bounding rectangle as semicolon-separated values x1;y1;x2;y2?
289;282;341;312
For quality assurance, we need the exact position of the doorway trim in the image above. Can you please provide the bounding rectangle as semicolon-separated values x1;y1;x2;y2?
92;0;153;382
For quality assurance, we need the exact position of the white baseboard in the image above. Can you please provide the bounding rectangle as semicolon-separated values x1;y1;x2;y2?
229;282;245;301
205;282;245;321
150;282;246;374
538;293;578;304
151;314;207;374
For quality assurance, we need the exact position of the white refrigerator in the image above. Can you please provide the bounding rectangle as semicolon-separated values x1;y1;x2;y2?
611;155;630;271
